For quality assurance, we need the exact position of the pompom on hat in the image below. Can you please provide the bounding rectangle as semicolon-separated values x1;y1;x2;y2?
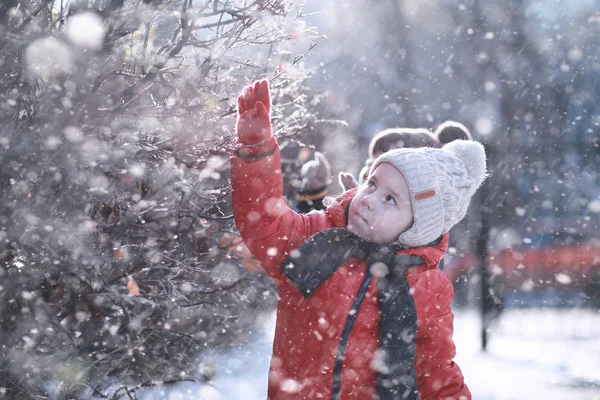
371;140;487;247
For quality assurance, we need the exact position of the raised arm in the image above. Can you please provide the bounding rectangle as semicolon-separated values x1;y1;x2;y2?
230;80;329;283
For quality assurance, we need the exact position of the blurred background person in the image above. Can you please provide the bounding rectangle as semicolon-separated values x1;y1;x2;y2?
293;151;333;213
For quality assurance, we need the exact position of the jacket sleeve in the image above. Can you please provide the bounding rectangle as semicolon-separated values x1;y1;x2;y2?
416;280;471;400
230;137;328;283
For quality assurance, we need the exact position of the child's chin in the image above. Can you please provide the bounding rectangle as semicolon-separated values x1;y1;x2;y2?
347;224;367;240
347;224;359;236
355;230;376;243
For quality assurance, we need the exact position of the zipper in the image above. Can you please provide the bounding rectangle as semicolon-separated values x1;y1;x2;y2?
331;269;373;400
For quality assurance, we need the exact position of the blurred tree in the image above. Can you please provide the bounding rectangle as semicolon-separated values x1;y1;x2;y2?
0;0;322;398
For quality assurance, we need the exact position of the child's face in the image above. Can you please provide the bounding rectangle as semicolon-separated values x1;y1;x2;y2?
347;163;414;244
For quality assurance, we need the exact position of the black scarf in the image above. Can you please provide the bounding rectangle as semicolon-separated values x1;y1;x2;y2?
281;228;433;400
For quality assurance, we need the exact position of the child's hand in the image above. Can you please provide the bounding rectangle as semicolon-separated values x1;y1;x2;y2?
236;80;272;145
338;171;359;191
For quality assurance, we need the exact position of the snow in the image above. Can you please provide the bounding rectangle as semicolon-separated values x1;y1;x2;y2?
26;37;74;76
65;12;106;50
455;309;600;400
138;307;600;399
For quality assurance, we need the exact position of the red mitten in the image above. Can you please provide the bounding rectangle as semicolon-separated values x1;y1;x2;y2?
338;171;359;192
236;80;272;145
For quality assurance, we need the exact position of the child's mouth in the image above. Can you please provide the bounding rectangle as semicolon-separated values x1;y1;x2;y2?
357;213;368;225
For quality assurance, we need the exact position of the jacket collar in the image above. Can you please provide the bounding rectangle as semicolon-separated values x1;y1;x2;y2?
325;187;358;228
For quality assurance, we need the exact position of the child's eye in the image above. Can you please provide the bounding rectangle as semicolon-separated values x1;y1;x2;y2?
367;181;376;191
385;195;396;205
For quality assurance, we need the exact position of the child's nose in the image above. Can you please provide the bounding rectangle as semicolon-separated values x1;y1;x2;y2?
362;193;375;210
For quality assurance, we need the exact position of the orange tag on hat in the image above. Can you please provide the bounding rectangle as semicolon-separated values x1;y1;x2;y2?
415;190;436;201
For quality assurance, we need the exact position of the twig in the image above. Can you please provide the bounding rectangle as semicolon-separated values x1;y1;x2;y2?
0;0;53;53
270;42;317;81
106;0;192;111
116;378;197;397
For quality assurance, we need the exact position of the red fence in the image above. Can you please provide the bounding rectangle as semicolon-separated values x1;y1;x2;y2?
444;244;600;291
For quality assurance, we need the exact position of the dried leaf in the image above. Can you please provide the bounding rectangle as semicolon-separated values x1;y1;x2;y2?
114;248;127;260
127;279;140;296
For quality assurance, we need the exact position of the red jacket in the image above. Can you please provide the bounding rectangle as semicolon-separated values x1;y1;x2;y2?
232;136;470;400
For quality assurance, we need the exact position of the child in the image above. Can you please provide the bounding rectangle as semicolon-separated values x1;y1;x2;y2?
293;151;332;213
231;80;486;400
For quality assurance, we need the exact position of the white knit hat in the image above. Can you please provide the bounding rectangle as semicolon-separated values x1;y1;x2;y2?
371;140;487;247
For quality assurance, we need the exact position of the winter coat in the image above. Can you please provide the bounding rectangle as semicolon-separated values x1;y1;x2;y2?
231;136;471;400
